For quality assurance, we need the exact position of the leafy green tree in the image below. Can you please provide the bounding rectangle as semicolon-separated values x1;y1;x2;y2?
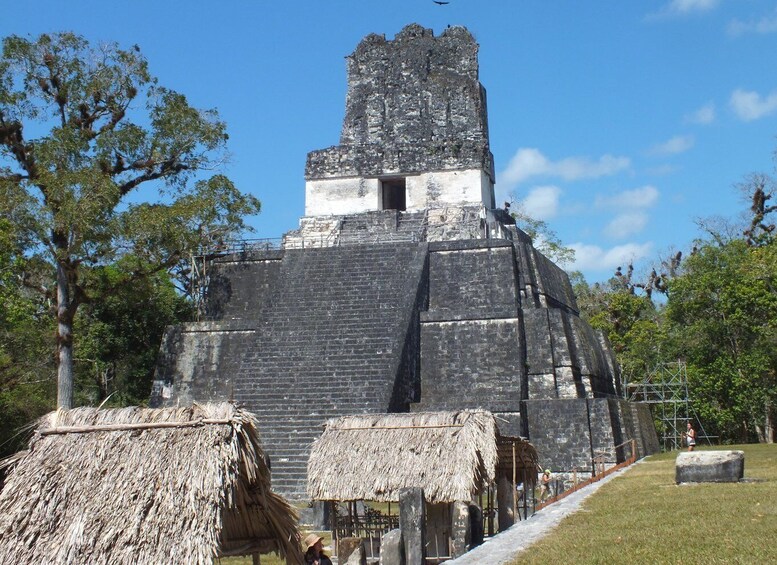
0;218;55;458
572;272;667;387
72;259;193;407
0;33;260;408
666;238;777;442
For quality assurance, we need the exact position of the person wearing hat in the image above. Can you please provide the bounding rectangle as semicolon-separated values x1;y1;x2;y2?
539;469;552;502
303;533;333;565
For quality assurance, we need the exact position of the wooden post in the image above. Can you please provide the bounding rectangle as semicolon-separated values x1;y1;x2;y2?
511;443;517;522
487;485;494;536
330;501;338;558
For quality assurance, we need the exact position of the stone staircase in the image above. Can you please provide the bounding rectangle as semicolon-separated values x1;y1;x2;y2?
335;210;427;245
233;243;428;497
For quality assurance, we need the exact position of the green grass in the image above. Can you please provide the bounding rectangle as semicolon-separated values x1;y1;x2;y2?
511;444;777;565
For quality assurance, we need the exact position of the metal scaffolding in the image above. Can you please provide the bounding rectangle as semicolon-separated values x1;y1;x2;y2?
624;361;710;451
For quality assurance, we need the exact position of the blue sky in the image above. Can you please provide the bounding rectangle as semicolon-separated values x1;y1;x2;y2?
4;0;777;283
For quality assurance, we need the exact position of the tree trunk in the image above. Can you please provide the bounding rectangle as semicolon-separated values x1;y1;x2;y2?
56;261;74;409
766;401;775;444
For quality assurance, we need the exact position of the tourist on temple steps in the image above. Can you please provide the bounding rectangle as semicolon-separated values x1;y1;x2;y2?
303;533;333;565
685;421;697;452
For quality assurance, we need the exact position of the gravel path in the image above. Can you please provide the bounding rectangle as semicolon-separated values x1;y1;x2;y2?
446;466;632;565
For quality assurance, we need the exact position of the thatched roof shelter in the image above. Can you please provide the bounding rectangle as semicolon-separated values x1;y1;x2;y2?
0;403;302;565
308;410;534;503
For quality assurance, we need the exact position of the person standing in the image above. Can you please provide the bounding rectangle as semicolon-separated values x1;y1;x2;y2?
539;469;552;502
303;533;333;565
685;421;697;452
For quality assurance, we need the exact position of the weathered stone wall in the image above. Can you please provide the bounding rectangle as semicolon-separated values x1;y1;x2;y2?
522;308;618;400
415;239;523;437
418;319;523;412
587;398;627;461
515;241;578;311
205;251;282;320
304;23;495;215
629;401;661;457
306;146;494;184
521;398;659;473
427;240;518;316
151;321;256;406
304;169;494;216
338;24;488;154
522;399;594;473
154;236;659;494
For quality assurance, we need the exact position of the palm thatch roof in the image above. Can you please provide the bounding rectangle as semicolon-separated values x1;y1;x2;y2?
0;403;302;565
308;410;523;503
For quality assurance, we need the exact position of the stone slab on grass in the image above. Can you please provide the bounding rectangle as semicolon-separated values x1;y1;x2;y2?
675;450;744;484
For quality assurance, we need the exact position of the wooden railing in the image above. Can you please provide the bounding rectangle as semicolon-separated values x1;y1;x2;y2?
536;439;637;510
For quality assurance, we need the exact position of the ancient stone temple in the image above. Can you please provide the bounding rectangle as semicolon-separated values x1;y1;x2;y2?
151;24;659;498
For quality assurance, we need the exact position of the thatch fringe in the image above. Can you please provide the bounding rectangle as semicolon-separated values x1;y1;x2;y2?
0;403;302;565
307;410;500;503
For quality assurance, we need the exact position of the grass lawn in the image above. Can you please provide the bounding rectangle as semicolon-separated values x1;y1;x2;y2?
511;444;777;565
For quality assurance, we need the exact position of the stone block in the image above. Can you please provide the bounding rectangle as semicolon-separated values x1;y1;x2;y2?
554;366;578;399
339;537;366;565
399;487;426;565
522;399;594;473
419;319;523;412
379;529;404;565
527;373;556;399
450;501;470;558
676;451;745;483
496;475;515;531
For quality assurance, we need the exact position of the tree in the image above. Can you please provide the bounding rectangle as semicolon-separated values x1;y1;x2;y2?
0;33;260;408
741;172;776;247
666;238;777;442
73;258;193;407
0;218;55;459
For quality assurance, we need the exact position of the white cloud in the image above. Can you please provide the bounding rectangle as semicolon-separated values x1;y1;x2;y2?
595;185;659;210
684;102;715;125
604;212;649;239
730;88;777;121
667;0;718;13
521;185;561;220
569;242;654;272
500;148;630;186
648;135;695;156
728;9;777;37
646;0;718;20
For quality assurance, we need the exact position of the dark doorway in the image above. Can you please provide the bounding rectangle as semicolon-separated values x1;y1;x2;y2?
381;178;407;211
